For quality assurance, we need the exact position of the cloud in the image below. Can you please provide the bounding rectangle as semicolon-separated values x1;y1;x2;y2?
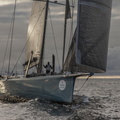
0;0;32;74
0;1;14;6
0;0;30;6
111;7;120;20
109;0;120;49
107;47;120;71
0;0;120;75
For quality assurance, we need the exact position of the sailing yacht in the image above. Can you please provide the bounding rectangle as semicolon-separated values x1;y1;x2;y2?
0;0;112;103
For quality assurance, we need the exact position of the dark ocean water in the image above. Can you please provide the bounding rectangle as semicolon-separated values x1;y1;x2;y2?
0;77;120;120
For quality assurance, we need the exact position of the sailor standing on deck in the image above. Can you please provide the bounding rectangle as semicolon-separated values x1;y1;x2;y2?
43;62;52;74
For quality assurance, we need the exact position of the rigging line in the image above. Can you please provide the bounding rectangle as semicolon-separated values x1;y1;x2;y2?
0;37;2;43
48;8;61;72
11;6;46;75
36;0;74;7
76;77;89;95
0;36;26;38
68;0;75;47
7;0;17;76
66;0;74;50
64;0;75;72
38;0;49;74
1;0;18;74
76;73;94;95
65;0;75;62
62;0;69;71
1;14;13;75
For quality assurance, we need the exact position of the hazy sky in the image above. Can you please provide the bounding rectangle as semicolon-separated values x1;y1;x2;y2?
0;0;120;75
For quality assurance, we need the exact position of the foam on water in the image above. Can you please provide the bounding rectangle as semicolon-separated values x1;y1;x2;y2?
0;99;74;120
0;78;120;120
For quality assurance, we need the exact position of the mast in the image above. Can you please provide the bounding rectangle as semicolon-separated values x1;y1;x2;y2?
62;0;71;72
37;0;49;73
52;54;55;74
62;0;69;71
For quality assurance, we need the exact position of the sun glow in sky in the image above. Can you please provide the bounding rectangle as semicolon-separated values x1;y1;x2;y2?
79;75;120;79
0;1;13;6
0;0;30;6
91;76;120;79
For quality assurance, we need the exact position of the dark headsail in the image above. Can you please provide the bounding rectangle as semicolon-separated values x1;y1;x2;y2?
64;0;112;73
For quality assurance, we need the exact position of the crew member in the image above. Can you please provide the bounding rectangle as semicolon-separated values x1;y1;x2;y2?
43;62;52;74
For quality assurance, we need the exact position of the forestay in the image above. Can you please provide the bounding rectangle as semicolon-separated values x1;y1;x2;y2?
64;0;112;73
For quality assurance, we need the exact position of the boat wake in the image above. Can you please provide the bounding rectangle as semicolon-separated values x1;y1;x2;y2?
0;78;120;120
0;95;110;120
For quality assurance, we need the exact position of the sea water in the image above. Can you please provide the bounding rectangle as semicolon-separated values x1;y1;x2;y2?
0;77;120;120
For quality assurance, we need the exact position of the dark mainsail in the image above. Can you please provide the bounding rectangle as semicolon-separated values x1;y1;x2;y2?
24;1;47;70
64;0;112;73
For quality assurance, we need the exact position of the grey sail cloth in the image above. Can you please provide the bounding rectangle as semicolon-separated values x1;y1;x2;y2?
25;1;46;69
64;0;112;73
63;29;76;73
